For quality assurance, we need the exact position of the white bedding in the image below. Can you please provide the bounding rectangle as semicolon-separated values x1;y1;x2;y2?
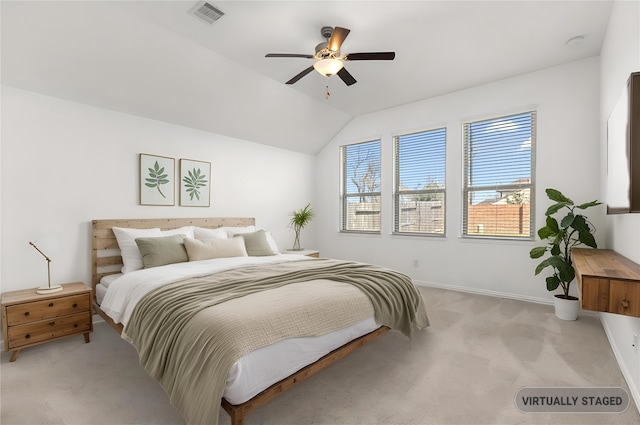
98;254;378;405
100;254;308;326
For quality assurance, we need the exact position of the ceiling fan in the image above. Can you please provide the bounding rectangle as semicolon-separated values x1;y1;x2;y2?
265;26;395;86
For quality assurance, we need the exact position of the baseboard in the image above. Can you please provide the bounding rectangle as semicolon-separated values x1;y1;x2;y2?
413;279;604;318
413;279;553;306
599;313;640;415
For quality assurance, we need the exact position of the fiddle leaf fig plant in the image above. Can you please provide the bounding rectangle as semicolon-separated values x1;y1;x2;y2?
289;203;314;251
529;188;601;298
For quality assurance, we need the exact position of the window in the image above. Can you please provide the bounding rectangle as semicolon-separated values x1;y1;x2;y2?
462;111;536;239
393;128;446;235
340;140;381;232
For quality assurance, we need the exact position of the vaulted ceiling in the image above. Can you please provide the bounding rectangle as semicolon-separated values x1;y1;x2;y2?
1;1;612;154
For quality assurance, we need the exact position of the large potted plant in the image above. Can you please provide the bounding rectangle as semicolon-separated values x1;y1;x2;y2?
289;203;314;251
529;188;601;320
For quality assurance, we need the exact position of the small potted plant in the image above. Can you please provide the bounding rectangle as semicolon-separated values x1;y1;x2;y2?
529;188;601;320
289;203;314;251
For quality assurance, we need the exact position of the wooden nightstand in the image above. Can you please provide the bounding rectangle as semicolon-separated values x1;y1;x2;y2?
1;282;93;362
284;249;320;258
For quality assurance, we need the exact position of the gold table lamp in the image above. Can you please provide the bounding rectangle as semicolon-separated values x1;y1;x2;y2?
29;242;63;295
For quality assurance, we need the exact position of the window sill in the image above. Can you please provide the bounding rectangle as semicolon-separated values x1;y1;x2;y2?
459;235;535;245
339;230;381;236
391;232;446;238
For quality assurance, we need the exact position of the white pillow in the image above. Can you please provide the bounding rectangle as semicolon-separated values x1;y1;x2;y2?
193;226;228;240
184;237;248;261
162;226;195;239
265;231;279;254
222;225;256;238
112;227;162;273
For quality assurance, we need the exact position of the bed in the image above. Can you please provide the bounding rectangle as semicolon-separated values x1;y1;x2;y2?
91;217;428;425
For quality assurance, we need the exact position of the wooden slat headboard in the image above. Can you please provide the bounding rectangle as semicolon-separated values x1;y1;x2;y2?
91;217;255;295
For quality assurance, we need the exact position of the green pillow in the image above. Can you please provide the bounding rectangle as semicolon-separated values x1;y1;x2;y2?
184;237;248;261
135;234;188;268
235;230;276;256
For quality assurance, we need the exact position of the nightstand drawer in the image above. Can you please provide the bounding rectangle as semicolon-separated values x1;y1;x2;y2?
7;312;92;349
5;293;90;326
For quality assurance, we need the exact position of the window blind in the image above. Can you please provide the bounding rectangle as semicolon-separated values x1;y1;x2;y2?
340;140;381;232
394;128;446;235
462;111;536;239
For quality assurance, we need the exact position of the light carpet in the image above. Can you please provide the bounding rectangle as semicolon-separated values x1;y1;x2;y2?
1;286;639;425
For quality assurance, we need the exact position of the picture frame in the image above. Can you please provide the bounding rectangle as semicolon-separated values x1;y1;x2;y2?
139;153;175;206
180;158;211;207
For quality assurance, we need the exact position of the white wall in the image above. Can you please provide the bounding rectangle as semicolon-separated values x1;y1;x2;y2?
598;0;640;408
315;57;602;304
0;86;316;292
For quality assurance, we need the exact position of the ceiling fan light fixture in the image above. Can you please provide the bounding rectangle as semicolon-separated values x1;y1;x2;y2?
313;58;344;77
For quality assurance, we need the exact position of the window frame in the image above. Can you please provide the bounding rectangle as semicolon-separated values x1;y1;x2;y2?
340;139;382;234
392;127;447;237
461;110;536;240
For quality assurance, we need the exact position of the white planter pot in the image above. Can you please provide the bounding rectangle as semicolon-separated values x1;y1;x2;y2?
553;295;580;321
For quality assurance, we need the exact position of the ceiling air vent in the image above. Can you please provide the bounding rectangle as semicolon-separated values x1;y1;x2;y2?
190;2;224;25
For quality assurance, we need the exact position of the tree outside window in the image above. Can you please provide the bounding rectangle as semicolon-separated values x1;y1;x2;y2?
341;140;381;232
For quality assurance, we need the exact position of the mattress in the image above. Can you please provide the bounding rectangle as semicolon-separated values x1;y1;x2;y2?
96;283;107;305
97;255;379;405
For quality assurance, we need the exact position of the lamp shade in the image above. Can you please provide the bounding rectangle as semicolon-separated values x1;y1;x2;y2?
313;58;344;77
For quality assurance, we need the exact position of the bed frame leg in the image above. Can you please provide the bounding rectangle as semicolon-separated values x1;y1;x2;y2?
229;409;244;425
231;413;244;425
222;400;245;425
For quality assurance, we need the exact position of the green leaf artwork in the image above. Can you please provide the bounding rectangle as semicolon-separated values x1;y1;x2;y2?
145;161;169;198
183;168;207;200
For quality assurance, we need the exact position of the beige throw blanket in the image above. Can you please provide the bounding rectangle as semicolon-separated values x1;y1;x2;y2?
123;258;429;425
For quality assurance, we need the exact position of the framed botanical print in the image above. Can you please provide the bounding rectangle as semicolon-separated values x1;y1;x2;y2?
140;153;175;206
180;158;211;207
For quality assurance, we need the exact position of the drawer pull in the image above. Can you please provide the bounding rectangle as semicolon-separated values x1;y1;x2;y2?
49;321;55;326
48;303;54;307
74;323;78;328
25;334;30;339
24;312;30;317
73;303;78;308
622;299;630;309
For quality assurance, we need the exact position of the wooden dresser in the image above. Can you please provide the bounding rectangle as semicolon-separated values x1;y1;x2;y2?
572;248;640;318
1;282;93;361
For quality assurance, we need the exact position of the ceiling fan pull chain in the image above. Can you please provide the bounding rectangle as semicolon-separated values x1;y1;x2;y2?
326;85;331;100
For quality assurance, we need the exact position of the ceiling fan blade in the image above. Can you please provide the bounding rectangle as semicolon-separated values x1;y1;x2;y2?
344;52;396;61
266;53;314;59
285;66;315;84
337;67;357;86
327;27;350;52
